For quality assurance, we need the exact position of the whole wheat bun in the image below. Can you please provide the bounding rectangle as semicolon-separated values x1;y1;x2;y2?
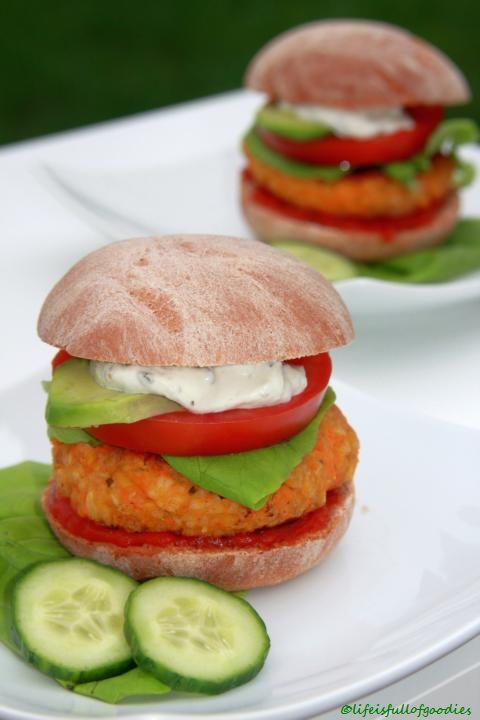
38;234;353;366
241;174;460;261
42;481;354;591
245;20;470;108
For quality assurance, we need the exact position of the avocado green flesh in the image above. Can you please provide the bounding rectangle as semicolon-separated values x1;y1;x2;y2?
255;106;332;141
271;241;358;281
46;359;182;428
244;130;347;181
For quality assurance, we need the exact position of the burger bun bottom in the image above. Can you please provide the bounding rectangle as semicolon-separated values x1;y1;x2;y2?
241;174;460;261
42;481;354;591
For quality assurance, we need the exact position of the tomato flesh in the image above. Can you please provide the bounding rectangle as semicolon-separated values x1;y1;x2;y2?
51;350;332;456
245;169;449;241
257;106;444;167
52;349;73;369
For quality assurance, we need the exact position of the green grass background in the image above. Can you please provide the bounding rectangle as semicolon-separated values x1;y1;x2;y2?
1;0;478;146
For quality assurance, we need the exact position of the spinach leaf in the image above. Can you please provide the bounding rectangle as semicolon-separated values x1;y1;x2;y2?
47;425;100;446
357;219;480;283
244;130;346;181
164;388;335;509
0;462;170;703
384;118;478;186
425;119;479;156
249;117;478;186
60;667;169;703
0;463;66;651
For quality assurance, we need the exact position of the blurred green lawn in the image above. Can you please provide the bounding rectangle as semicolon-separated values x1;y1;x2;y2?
1;0;478;146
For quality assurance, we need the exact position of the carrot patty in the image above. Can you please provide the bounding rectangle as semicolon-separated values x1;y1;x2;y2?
244;147;454;218
51;404;358;537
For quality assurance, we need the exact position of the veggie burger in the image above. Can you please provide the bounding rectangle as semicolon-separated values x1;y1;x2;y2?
241;20;478;260
38;234;358;591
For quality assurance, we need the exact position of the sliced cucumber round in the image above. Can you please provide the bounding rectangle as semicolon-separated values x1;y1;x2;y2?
125;577;270;694
12;558;138;683
272;240;357;281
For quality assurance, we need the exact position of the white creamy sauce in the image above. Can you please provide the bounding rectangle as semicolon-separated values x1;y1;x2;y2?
90;360;307;414
279;102;414;139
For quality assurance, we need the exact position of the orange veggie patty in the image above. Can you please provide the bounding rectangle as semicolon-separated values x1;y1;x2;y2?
51;404;358;537
244;146;454;219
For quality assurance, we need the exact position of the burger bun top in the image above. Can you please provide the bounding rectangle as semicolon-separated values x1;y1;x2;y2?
245;20;470;108
38;234;353;367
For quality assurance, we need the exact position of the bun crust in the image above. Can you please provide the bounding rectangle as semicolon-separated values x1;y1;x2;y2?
37;234;353;366
245;20;470;108
42;481;355;591
241;175;460;261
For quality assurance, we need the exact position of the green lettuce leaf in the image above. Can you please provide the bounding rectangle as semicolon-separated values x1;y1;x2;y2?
384;118;479;186
356;218;480;283
383;155;430;186
0;462;67;651
47;425;100;446
0;462;170;703
424;118;479;157
248;116;478;188
164;388;335;510
244;130;347;181
453;157;477;188
59;667;169;703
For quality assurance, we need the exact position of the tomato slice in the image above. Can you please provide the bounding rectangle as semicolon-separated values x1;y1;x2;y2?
51;350;332;456
245;169;449;241
52;349;73;369
257;106;444;167
86;354;332;456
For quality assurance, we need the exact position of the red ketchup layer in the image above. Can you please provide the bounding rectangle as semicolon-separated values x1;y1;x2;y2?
47;484;346;551
244;169;448;242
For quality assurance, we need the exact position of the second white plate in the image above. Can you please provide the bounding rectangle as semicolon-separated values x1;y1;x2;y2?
37;144;480;315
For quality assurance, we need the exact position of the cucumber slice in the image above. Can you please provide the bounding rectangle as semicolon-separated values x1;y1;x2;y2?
125;577;270;694
12;558;138;683
271;240;357;281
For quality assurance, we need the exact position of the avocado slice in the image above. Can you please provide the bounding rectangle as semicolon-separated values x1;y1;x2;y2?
255;105;332;141
46;359;182;428
244;130;347;182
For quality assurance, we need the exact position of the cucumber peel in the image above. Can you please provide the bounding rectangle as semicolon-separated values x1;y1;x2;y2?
125;576;270;694
12;559;138;683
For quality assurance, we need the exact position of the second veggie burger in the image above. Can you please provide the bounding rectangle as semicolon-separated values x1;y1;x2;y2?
241;20;478;260
38;234;358;591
